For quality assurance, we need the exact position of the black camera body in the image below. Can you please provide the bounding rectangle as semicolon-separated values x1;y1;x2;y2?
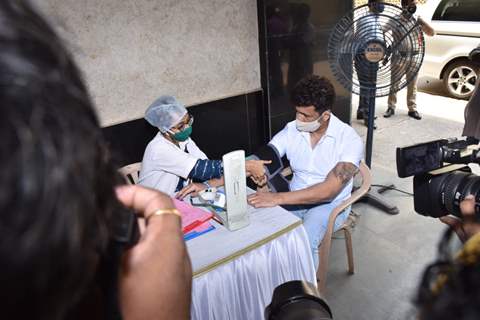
396;137;480;218
100;201;140;320
265;281;332;320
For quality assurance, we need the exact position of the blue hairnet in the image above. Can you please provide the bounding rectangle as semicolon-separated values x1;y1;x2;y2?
144;95;188;132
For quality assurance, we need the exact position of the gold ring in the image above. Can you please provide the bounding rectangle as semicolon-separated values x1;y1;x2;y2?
146;208;181;223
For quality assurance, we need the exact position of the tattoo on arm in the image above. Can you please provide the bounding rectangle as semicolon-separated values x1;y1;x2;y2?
331;162;358;185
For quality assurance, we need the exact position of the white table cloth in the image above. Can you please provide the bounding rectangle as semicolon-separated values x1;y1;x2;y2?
186;205;316;320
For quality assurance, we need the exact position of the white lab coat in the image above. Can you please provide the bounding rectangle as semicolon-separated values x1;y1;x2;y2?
139;132;208;196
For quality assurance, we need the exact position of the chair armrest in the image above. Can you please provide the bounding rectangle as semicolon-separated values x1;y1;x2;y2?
325;161;371;233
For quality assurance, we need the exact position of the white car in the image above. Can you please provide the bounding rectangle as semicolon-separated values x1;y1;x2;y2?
417;0;480;99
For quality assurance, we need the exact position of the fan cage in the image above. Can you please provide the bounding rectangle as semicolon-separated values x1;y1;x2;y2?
328;3;425;98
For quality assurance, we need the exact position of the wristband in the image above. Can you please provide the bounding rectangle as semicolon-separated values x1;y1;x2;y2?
203;181;211;189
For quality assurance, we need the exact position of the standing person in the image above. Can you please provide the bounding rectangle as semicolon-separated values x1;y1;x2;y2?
287;3;315;91
139;95;269;197
384;0;435;120
247;75;364;269
267;5;288;98
462;45;480;140
355;1;386;129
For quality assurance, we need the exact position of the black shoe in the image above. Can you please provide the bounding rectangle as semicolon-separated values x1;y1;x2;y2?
356;110;364;120
408;111;422;120
384;107;395;118
364;118;377;130
357;110;377;120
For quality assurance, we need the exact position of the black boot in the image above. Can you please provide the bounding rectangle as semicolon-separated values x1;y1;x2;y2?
356;109;365;120
364;119;377;130
408;110;422;120
384;107;395;118
357;109;377;120
363;113;377;130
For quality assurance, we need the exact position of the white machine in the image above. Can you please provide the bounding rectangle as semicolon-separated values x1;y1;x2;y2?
195;150;249;231
221;150;250;231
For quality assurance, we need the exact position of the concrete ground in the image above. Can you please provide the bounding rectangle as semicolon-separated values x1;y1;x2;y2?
325;77;467;319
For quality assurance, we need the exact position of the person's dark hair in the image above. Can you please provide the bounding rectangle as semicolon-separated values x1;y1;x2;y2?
401;0;414;8
415;228;480;320
290;75;335;114
0;1;117;319
368;0;385;13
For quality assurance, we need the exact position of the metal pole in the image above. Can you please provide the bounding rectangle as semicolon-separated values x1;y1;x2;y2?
365;94;375;168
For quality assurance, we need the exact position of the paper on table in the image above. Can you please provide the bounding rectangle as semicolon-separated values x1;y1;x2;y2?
173;198;213;234
184;221;215;241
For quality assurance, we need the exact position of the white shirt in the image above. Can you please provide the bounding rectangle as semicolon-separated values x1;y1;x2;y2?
269;114;364;203
139;132;208;196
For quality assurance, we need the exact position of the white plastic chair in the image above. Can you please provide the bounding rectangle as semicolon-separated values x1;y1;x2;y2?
118;162;142;185
316;161;371;294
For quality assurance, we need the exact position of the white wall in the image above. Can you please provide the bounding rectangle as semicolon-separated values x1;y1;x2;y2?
34;0;261;126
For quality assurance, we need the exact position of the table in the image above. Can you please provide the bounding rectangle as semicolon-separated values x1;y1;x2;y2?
186;204;316;320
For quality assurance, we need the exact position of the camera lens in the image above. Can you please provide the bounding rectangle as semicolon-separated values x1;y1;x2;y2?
413;167;480;218
265;281;332;320
443;171;476;216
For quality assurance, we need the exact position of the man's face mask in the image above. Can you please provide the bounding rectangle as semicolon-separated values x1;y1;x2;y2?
296;117;321;132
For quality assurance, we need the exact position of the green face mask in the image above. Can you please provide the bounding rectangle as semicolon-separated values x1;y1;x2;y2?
172;125;192;141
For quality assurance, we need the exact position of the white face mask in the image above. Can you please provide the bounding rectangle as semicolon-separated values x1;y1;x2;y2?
296;117;321;132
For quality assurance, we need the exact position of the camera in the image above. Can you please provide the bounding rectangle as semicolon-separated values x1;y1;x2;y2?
265;281;333;320
396;137;480;218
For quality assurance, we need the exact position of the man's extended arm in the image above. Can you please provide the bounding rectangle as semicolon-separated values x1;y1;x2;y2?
418;17;435;37
247;162;358;208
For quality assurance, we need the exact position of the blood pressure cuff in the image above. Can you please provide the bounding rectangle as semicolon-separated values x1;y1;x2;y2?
249;144;290;193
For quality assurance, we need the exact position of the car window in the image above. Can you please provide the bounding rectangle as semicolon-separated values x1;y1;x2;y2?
433;0;480;22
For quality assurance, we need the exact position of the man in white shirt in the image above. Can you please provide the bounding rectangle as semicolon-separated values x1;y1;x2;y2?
248;76;364;269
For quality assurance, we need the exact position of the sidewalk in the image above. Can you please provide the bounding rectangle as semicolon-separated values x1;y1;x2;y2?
325;85;466;320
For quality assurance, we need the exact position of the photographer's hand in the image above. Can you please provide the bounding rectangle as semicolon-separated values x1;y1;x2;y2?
116;185;192;320
440;195;480;243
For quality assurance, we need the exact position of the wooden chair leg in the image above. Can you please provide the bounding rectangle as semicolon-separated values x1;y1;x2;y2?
317;235;332;295
344;227;354;274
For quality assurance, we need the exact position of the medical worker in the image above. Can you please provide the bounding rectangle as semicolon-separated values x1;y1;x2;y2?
139;95;267;197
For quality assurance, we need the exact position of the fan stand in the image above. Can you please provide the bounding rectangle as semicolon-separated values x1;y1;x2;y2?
358;90;399;215
326;2;425;216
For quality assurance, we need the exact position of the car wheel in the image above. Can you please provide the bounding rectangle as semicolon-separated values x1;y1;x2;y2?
443;60;479;100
